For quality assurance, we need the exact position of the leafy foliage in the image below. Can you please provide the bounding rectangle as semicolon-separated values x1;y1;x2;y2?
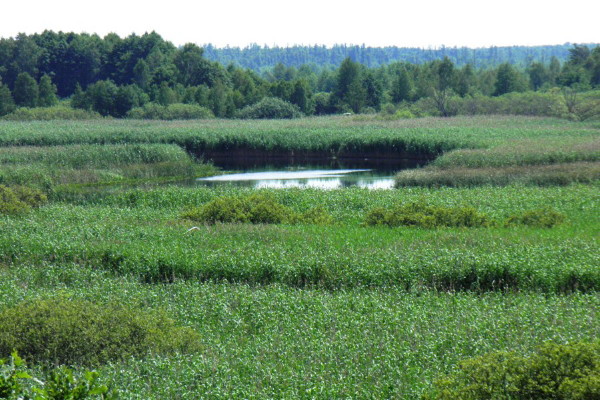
424;341;600;400
0;352;114;399
364;202;491;228
181;193;332;225
0;298;201;366
1;106;101;120
0;185;46;214
506;208;566;228
236;97;303;119
127;103;214;120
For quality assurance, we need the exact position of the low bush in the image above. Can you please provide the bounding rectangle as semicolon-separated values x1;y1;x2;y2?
181;193;332;225
0;185;47;214
424;341;600;400
506;208;566;228
0;352;114;399
1;106;101;120
0;298;201;366
0;185;30;215
127;103;214;120
364;202;491;228
236;97;303;119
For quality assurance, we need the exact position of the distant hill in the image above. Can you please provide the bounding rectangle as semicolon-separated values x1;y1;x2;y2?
202;43;599;71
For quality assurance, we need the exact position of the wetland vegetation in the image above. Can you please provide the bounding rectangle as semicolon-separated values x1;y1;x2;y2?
0;32;598;398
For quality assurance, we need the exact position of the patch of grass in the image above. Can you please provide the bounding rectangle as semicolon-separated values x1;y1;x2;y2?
0;297;201;366
395;162;600;187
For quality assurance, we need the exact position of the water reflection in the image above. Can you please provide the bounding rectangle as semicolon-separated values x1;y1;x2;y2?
197;168;395;189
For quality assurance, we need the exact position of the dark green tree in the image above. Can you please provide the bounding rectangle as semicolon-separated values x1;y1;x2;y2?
13;72;38;107
133;59;151;90
84;79;119;116
527;62;548;90
37;74;58;106
363;71;383;110
113;84;148;117
0;82;16;116
156;82;178;105
289;79;312;114
70;83;88;109
548;57;561;85
333;57;365;112
493;63;525;96
390;67;412;103
455;64;475;97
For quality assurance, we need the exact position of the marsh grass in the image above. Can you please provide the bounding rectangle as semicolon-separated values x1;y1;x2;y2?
1;186;596;291
0;144;218;189
395;162;600;187
0;267;597;398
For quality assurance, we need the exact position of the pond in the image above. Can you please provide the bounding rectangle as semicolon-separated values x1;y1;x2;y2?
197;167;397;189
195;156;427;189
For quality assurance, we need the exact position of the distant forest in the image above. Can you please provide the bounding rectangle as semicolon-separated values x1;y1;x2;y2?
0;31;599;119
201;43;590;71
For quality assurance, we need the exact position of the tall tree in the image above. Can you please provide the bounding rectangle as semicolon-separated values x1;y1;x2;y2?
527;62;548;90
13;72;38;107
363;70;383;110
332;57;365;112
0;82;16;116
493;63;525;96
37;74;58;106
289;79;312;114
390;68;412;103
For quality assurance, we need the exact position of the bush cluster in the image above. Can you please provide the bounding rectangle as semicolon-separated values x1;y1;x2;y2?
424;341;600;400
236;97;303;119
0;298;201;366
181;193;332;225
1;106;101;120
506;208;566;228
364;202;491;228
0;352;114;399
0;185;47;214
127;103;214;120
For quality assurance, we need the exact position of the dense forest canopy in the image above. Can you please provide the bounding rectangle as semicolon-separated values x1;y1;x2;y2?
201;43;591;71
0;31;599;119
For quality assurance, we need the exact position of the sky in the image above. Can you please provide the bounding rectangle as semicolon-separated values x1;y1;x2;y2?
2;0;599;48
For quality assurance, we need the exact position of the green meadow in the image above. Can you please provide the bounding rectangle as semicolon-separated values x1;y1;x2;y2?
0;115;598;398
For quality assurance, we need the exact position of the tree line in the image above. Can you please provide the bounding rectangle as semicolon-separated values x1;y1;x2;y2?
202;43;584;70
0;31;599;118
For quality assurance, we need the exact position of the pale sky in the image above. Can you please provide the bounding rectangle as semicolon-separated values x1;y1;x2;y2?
2;0;598;48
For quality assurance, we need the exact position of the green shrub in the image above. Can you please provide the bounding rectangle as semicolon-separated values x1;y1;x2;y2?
0;298;201;366
1;106;101;120
236;97;303;119
364;202;490;228
0;185;30;214
424;341;600;400
181;193;332;225
506;208;566;228
0;351;114;399
127;103;214;120
11;185;48;208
